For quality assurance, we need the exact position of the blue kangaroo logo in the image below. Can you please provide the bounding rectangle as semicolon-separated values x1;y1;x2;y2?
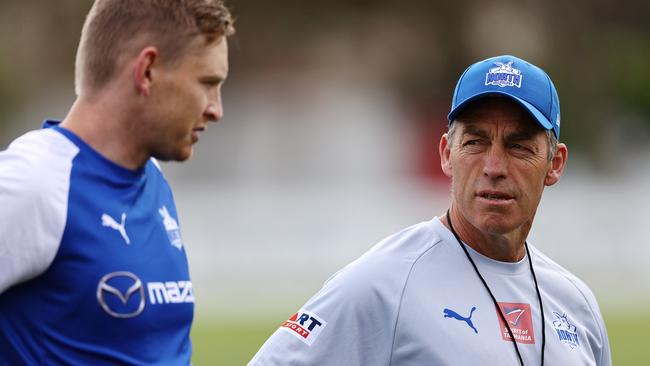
443;307;478;334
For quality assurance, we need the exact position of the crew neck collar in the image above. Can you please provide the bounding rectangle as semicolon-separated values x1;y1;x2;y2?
431;216;529;275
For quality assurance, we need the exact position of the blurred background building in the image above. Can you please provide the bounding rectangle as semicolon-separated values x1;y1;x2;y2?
1;0;649;328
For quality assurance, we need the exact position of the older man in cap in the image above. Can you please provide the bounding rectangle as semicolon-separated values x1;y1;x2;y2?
249;55;611;366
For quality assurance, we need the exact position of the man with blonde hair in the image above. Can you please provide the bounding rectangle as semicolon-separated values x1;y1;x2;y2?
0;0;234;364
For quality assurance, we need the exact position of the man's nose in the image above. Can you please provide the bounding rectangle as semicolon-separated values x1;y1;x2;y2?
482;145;507;179
205;95;223;123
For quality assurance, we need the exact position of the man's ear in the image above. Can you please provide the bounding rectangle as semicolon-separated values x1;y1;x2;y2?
133;47;159;96
439;133;453;178
544;142;568;186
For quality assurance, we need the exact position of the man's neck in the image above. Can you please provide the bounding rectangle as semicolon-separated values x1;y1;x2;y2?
60;93;150;170
441;209;531;262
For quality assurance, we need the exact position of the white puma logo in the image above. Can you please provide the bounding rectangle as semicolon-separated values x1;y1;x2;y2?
101;213;131;244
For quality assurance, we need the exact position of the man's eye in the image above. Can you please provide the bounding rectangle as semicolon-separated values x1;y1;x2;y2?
511;143;534;153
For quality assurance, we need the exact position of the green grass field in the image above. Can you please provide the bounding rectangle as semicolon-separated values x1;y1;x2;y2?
191;310;649;365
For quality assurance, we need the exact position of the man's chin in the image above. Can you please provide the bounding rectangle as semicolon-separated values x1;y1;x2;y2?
475;214;518;235
152;147;193;163
176;149;193;162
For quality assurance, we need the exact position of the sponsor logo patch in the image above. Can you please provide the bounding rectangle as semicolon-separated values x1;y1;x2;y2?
552;311;580;349
280;309;327;345
485;61;523;88
147;281;195;304
496;302;535;344
97;272;194;318
96;271;145;318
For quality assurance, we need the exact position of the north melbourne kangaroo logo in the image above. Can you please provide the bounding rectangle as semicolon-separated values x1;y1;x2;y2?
101;213;131;244
159;206;183;250
444;307;478;333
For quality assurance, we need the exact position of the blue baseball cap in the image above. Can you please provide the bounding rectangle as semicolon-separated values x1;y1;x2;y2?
447;55;561;138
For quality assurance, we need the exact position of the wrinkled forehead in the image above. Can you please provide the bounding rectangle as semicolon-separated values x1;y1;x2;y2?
453;97;543;135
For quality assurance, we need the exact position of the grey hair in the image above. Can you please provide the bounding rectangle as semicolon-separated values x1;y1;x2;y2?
447;122;558;161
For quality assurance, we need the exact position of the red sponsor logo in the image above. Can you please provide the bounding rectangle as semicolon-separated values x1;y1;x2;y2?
280;309;327;345
282;315;311;339
496;302;535;344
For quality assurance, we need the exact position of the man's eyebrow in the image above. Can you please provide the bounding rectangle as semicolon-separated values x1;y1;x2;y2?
461;125;489;138
199;75;226;84
505;130;537;141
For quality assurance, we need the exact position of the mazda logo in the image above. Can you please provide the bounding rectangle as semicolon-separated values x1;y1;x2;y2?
96;271;145;318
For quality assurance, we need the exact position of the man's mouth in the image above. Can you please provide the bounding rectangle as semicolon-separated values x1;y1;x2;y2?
191;126;205;143
477;191;514;201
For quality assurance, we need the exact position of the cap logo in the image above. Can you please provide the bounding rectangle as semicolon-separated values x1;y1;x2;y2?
485;61;522;88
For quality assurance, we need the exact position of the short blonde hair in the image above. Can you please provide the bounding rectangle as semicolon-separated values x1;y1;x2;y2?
75;0;235;95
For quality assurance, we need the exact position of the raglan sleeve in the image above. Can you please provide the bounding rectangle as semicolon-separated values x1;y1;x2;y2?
597;314;612;366
571;275;612;366
589;294;612;366
248;254;404;366
0;135;72;294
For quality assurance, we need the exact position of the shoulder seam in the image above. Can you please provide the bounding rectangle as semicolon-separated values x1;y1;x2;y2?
387;236;444;365
535;253;607;361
